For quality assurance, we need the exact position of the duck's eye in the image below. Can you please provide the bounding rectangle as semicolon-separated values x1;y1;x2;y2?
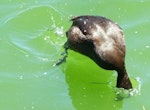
82;29;87;35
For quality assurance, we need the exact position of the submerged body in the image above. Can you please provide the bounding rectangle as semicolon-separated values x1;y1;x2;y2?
65;15;132;89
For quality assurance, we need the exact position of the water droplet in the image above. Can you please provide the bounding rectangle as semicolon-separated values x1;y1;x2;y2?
20;75;23;80
25;54;29;57
44;36;50;41
145;45;150;48
64;3;67;6
134;31;138;34
142;105;146;110
44;72;47;75
54;26;64;36
83;87;86;90
83;94;86;98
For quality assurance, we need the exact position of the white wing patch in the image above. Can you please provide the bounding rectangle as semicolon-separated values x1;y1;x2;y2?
92;24;114;52
92;24;106;39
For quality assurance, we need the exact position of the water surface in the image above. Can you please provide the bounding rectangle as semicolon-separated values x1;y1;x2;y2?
0;0;150;110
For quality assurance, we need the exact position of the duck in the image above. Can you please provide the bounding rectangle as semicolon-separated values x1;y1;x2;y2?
64;15;132;89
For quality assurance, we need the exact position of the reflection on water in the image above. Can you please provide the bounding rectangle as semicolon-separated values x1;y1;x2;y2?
63;52;123;110
62;51;143;110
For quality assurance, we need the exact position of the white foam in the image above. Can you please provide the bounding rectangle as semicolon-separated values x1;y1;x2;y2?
130;77;141;96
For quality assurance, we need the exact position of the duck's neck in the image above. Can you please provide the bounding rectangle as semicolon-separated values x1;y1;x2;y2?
116;68;132;89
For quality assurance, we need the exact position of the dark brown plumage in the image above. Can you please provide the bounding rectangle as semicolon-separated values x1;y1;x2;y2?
64;15;132;89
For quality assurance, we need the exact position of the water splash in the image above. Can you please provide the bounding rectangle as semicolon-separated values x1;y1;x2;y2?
52;48;68;67
145;45;150;48
50;15;65;37
114;76;141;100
54;26;64;36
129;77;141;96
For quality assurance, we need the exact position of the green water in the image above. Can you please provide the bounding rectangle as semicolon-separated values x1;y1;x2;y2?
0;0;150;110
